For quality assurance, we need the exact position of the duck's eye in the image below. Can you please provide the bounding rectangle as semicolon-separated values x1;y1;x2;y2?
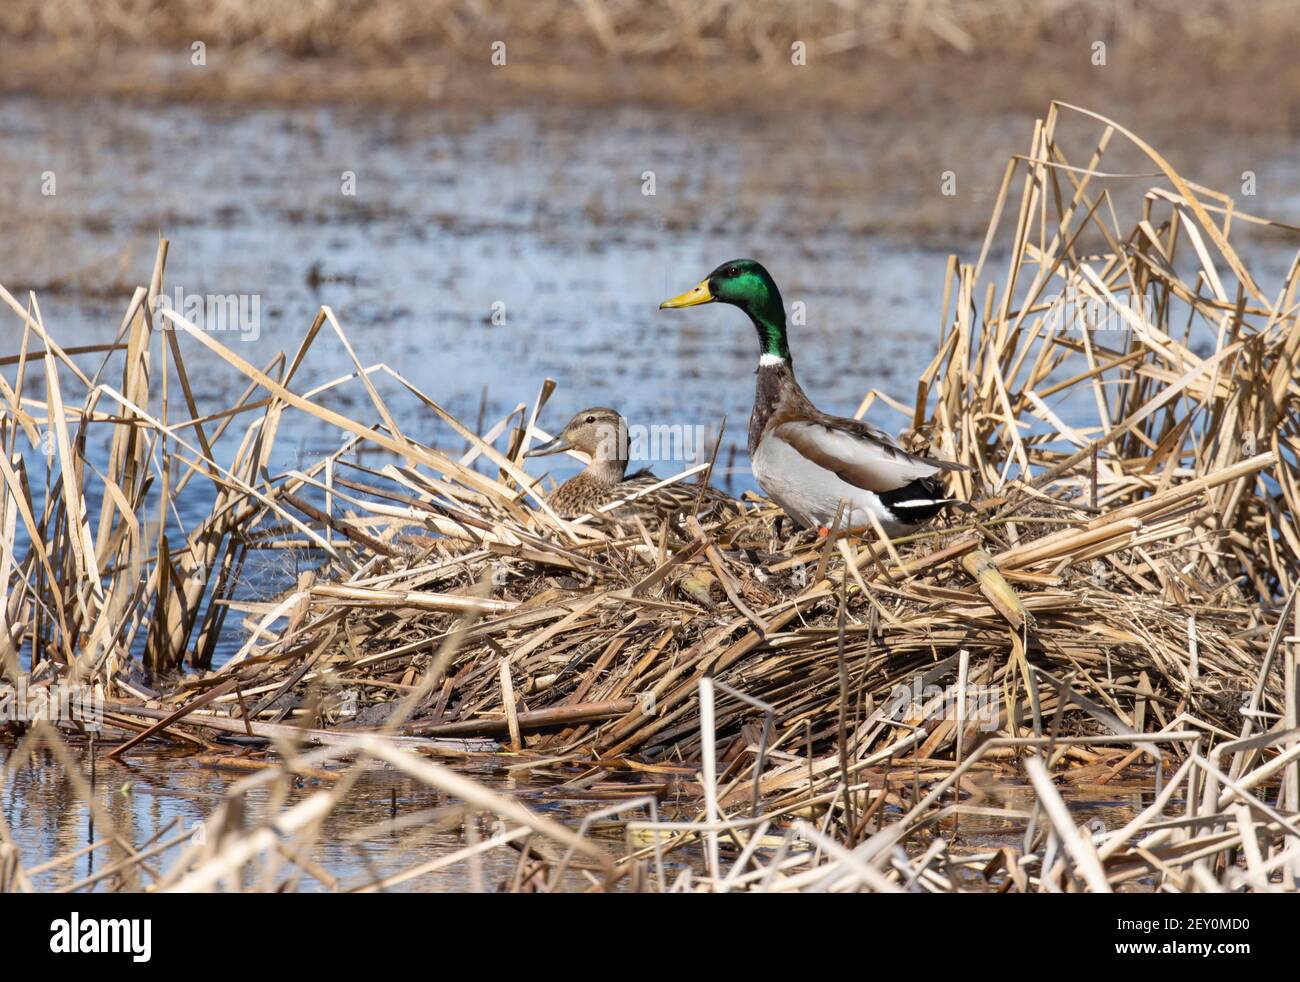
585;416;595;424
728;267;739;277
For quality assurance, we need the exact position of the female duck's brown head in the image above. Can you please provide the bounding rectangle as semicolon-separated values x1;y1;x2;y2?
525;407;630;484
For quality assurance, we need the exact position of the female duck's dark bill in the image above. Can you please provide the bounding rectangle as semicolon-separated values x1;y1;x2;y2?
524;435;573;458
659;280;714;308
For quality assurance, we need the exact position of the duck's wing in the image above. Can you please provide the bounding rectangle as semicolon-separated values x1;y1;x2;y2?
771;412;965;495
612;472;738;518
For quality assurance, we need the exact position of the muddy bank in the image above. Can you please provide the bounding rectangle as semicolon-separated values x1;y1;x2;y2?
9;34;1300;133
7;0;1300;140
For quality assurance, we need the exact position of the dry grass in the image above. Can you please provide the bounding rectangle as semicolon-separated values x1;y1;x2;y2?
5;0;1290;62
10;0;1300;118
3;103;1300;892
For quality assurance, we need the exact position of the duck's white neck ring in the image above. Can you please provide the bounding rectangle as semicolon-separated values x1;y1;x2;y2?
758;353;787;367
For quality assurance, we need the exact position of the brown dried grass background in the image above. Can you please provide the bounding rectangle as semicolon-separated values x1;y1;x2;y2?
4;0;1288;61
9;0;1300;124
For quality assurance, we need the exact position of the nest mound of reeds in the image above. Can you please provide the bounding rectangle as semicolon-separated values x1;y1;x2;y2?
3;103;1299;892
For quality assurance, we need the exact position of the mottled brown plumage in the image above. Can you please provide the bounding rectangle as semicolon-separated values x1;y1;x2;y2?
525;407;737;524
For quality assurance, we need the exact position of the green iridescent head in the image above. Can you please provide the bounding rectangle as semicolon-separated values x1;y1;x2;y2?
660;258;790;361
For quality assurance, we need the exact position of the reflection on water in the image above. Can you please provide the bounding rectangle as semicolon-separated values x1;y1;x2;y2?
937;776;1176;892
2;740;1174;892
0;742;632;892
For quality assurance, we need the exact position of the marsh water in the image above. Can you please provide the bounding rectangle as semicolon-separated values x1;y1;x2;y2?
1;94;1296;889
0;743;1173;892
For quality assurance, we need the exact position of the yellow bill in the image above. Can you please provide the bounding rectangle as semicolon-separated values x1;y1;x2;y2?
659;280;714;309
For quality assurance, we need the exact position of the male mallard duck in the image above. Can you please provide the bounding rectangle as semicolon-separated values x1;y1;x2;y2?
660;259;963;536
525;407;736;523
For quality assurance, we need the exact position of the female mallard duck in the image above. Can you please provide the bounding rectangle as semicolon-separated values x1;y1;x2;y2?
525;407;736;523
660;259;963;536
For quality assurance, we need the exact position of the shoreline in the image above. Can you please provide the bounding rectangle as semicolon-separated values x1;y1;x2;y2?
4;39;1300;134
